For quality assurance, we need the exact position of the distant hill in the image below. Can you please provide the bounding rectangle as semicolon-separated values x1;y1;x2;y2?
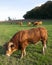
23;1;52;19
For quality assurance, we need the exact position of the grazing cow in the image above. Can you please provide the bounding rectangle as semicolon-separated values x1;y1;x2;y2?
4;27;48;58
17;22;23;26
33;21;42;26
27;22;31;26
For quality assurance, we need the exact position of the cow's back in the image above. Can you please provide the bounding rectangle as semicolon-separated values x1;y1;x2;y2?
10;27;47;44
19;27;48;44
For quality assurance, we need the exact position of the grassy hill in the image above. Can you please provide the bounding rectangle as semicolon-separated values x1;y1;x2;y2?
0;20;52;65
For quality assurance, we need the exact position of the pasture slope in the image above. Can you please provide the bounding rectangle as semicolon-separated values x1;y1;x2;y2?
0;20;52;65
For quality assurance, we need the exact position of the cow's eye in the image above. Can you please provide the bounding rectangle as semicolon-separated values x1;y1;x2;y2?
11;45;14;48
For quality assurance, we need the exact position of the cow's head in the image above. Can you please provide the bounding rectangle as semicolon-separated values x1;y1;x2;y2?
4;42;17;56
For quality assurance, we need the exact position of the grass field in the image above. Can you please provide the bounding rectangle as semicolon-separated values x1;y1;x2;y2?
0;20;52;65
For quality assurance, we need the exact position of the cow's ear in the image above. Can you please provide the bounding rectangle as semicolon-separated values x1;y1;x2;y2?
10;44;14;48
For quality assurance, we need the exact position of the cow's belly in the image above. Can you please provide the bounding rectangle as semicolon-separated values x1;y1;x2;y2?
28;37;41;44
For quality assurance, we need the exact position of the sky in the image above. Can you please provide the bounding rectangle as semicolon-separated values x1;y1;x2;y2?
0;0;50;21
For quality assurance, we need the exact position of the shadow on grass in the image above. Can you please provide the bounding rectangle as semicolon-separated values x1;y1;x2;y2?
26;47;42;55
13;54;21;59
0;45;42;59
0;46;5;55
12;51;21;59
13;48;42;59
0;45;21;59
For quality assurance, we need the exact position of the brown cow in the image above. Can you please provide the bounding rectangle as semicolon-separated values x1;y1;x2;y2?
4;27;48;58
17;22;23;26
27;22;31;26
33;21;42;26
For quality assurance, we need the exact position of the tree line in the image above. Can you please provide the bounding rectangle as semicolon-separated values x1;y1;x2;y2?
23;1;52;19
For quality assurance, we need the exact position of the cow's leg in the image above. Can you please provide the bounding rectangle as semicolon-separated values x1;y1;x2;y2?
21;48;26;59
21;41;28;59
43;44;47;55
42;40;47;55
23;49;26;56
21;50;24;59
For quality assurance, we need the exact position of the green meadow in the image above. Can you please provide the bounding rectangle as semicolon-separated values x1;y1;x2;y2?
0;20;52;65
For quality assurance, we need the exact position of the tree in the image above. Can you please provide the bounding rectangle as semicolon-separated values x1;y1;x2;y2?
23;1;52;19
8;17;12;21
